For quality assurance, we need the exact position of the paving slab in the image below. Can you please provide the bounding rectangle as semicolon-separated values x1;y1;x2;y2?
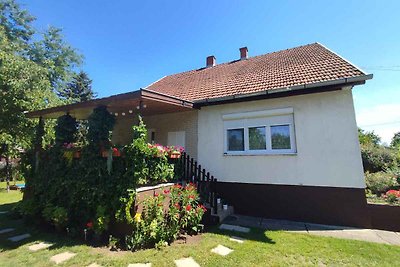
219;224;250;233
229;236;246;243
87;263;102;267
50;252;76;264
128;263;152;267
0;228;15;234
211;244;234;256
174;257;200;267
28;242;53;251
7;233;31;242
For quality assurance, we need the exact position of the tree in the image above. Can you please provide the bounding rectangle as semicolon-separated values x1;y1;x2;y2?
358;128;381;146
29;26;83;95
59;71;96;103
0;26;59;157
0;0;34;48
391;132;400;148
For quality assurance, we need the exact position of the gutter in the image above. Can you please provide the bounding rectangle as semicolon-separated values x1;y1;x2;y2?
194;74;373;105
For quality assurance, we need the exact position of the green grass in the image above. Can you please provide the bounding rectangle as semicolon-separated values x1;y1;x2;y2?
1;182;399;266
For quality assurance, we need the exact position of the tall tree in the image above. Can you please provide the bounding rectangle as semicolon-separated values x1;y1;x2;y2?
29;26;83;94
0;26;59;156
0;0;34;48
59;71;96;103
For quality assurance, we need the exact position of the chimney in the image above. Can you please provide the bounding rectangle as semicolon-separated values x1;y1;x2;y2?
206;55;216;67
240;47;248;60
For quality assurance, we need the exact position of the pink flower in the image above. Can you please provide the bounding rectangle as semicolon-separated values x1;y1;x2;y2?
186;205;192;211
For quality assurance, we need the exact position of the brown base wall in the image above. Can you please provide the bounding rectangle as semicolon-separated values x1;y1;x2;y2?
216;182;372;228
368;204;400;232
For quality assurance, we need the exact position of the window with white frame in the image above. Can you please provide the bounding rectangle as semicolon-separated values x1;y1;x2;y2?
223;108;296;155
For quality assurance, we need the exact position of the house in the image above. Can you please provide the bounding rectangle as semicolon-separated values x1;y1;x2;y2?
28;43;373;228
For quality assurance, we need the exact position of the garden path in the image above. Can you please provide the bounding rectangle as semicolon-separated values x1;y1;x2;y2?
222;215;400;246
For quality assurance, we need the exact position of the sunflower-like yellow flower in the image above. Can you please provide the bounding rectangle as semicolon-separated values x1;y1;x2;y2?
134;213;142;223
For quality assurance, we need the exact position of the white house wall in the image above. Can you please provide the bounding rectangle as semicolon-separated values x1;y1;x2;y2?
197;89;365;189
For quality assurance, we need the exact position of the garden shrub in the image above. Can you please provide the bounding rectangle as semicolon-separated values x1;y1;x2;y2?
19;109;199;250
360;144;397;173
384;190;400;204
124;183;206;251
365;171;398;195
124;116;174;185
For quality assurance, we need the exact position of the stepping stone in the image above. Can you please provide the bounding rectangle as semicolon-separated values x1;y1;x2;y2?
7;233;31;242
219;224;250;233
211;244;234;256
229;236;245;243
28;242;53;251
87;263;102;267
50;252;76;264
0;211;8;214
128;264;151;267
174;257;200;267
0;228;15;234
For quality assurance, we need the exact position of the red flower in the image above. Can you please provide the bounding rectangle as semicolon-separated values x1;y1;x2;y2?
198;204;207;212
188;195;195;200
112;147;118;152
186;205;192;211
174;184;182;189
164;189;170;194
86;221;93;228
174;203;181;209
154;193;159;197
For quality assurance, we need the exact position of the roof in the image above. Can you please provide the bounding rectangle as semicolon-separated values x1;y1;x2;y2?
146;43;371;102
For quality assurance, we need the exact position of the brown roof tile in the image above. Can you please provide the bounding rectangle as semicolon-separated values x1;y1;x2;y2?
146;43;367;102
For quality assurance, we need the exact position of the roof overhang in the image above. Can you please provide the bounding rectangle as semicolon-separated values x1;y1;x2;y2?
194;74;373;107
26;89;195;119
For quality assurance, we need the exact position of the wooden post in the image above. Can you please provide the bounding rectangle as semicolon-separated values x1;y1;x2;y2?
213;178;218;214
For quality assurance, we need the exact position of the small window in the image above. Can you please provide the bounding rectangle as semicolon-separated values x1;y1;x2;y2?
271;125;291;150
249;126;266;150
227;129;244;151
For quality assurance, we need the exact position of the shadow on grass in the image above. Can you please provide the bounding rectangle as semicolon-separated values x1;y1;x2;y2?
206;225;276;245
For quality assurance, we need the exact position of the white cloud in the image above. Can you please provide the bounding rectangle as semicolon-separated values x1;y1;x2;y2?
355;104;400;144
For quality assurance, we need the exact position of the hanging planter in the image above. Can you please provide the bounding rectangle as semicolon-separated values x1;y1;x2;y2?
73;150;81;158
112;147;121;157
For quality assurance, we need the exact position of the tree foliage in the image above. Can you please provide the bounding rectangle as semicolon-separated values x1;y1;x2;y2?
358;128;381;146
0;0;84;158
391;132;400;148
58;71;96;103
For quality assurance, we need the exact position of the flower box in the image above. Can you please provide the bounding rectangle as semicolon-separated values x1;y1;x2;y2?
169;151;181;159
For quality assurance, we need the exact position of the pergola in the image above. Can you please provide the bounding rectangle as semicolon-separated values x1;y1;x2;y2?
26;88;195;119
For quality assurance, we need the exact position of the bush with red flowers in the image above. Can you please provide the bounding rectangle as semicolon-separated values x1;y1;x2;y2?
124;183;206;251
384;189;400;204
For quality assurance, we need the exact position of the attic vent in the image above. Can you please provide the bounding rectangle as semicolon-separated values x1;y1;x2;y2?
240;47;248;60
206;55;216;67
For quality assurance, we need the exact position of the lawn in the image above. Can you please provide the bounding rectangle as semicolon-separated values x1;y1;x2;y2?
0;182;399;266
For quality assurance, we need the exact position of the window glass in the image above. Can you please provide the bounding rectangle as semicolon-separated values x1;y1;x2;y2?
249;127;266;150
271;125;291;149
227;129;244;151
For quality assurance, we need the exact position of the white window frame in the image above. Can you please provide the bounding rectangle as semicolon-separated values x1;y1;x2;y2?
223;108;297;155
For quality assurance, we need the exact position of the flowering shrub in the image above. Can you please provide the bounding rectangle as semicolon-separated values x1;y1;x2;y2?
124;183;206;251
384;190;400;204
124;117;174;185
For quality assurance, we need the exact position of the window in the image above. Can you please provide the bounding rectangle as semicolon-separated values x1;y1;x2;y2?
223;108;296;155
227;129;244;151
271;125;291;150
249;127;266;150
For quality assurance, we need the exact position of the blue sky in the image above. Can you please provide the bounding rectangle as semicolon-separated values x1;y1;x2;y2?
22;0;400;143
